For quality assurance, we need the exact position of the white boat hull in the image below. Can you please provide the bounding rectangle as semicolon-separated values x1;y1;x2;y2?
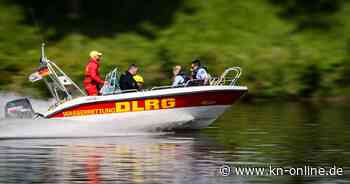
0;105;230;138
53;105;230;131
44;86;246;131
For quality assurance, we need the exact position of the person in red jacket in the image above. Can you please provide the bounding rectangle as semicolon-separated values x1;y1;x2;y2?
83;51;105;96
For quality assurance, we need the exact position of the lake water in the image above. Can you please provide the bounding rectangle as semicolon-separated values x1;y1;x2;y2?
0;101;349;184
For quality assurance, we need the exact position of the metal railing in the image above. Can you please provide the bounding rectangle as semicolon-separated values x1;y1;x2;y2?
151;85;174;90
210;67;242;86
150;66;242;91
102;66;243;94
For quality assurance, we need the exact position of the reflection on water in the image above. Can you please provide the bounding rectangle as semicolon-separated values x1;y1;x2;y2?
0;102;349;184
0;135;227;184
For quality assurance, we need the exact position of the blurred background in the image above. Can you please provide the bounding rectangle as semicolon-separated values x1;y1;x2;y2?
0;0;349;100
0;2;349;183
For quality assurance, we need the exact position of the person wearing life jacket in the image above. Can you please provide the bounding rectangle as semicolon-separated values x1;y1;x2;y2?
133;74;144;89
172;65;189;87
119;64;139;91
191;59;210;85
83;51;105;96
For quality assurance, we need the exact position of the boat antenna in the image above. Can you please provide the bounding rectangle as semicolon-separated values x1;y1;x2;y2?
40;43;47;65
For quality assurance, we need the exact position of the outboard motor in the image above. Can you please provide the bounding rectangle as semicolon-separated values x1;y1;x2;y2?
5;98;35;119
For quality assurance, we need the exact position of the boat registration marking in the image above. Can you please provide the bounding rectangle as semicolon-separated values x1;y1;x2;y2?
62;98;176;117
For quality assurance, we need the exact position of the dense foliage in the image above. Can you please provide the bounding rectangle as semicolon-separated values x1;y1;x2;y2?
0;0;349;99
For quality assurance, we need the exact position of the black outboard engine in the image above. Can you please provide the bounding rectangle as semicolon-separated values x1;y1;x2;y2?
5;98;35;119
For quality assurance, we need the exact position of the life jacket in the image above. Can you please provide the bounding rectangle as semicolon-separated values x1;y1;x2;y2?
192;66;209;80
84;58;104;85
177;72;190;85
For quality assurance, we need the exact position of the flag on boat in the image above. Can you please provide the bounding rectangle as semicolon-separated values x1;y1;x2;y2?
28;72;42;82
37;66;50;77
28;66;50;82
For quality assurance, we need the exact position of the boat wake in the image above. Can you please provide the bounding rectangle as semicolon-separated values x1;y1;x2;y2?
0;118;175;139
0;93;175;139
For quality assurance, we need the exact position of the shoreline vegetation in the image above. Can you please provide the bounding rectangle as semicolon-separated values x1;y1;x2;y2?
0;0;349;100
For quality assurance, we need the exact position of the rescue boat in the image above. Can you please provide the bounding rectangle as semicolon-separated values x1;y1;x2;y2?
4;44;247;131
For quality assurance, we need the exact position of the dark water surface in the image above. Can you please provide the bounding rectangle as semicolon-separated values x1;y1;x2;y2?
0;102;349;184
